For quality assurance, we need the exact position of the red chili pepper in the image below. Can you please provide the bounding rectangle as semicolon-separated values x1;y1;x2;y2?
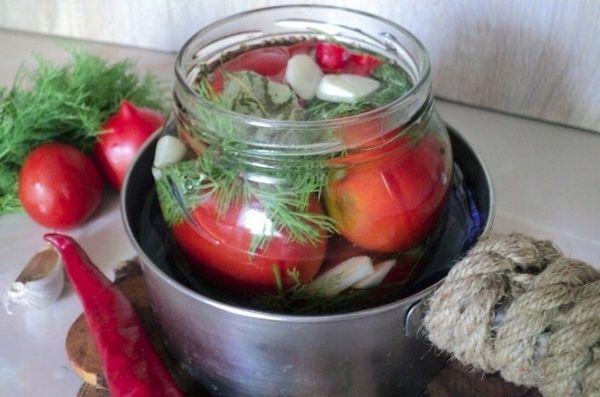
315;42;382;76
343;53;382;76
44;234;183;397
315;42;349;72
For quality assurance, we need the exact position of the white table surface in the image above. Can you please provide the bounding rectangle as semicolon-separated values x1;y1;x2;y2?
0;29;598;397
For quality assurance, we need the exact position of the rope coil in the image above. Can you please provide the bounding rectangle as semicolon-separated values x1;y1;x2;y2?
424;233;600;397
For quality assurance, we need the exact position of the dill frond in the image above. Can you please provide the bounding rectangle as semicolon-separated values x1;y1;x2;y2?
304;61;412;120
253;267;374;314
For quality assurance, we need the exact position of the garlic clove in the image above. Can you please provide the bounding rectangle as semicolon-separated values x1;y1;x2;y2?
308;255;374;296
284;54;323;100
3;245;64;314
352;259;396;289
152;135;187;180
316;74;380;104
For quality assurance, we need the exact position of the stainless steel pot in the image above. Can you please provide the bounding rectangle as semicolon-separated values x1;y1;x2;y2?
122;122;493;397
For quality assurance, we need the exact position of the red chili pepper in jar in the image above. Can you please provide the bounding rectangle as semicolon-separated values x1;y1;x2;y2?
315;42;350;72
315;42;382;76
44;234;183;397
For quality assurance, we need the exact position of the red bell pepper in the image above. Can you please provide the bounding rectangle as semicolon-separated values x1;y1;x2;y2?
44;234;183;397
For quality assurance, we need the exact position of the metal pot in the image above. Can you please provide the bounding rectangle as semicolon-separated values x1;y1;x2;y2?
122;121;493;397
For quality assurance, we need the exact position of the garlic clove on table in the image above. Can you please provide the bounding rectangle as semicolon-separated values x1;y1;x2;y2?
3;245;64;314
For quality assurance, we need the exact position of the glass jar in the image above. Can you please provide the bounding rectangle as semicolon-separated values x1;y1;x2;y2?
158;5;452;299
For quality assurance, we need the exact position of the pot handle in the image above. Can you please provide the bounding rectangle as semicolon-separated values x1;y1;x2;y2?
404;296;429;339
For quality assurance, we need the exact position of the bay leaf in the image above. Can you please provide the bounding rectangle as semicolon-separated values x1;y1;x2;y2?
221;71;302;120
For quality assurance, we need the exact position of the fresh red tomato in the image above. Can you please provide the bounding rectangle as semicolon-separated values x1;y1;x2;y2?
94;100;164;190
171;195;328;294
220;46;291;83
315;42;349;72
18;143;103;229
325;135;450;253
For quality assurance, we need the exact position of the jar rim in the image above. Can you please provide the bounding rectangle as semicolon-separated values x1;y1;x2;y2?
174;4;432;131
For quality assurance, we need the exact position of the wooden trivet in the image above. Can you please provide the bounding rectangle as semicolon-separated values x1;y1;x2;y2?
67;259;540;397
66;259;200;396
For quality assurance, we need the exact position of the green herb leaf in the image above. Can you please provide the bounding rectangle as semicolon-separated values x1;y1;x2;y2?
221;71;303;120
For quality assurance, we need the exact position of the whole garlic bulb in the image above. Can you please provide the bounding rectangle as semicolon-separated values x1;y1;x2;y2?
3;246;64;314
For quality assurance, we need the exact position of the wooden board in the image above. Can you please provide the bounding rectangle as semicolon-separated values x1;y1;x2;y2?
0;0;598;132
67;259;540;397
65;259;199;396
425;360;541;397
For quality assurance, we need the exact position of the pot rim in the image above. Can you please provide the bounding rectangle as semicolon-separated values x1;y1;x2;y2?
121;119;494;323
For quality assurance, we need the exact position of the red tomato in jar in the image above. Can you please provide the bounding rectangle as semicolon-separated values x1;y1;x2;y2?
343;53;382;76
18;143;103;229
220;46;291;83
325;135;450;253
288;40;317;56
94;101;164;190
171;195;328;293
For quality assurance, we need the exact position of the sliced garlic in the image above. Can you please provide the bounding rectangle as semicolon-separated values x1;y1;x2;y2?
308;255;374;296
3;246;64;314
353;259;396;289
284;54;323;100
152;135;187;180
316;74;380;104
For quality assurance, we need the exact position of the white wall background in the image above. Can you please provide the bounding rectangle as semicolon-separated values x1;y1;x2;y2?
0;0;599;132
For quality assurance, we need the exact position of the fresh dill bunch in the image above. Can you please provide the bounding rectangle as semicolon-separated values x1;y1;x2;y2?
0;49;167;214
304;60;413;121
156;159;209;227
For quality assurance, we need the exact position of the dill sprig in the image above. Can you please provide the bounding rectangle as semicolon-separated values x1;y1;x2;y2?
304;61;412;120
158;57;411;249
159;71;336;248
158;152;337;249
253;267;374;314
0;49;167;214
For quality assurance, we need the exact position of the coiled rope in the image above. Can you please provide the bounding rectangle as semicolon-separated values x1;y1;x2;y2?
424;233;599;397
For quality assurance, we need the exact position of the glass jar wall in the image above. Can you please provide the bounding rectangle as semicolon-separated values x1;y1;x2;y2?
155;6;452;300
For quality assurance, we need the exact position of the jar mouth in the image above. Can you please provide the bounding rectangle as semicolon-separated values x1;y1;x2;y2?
175;4;431;130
